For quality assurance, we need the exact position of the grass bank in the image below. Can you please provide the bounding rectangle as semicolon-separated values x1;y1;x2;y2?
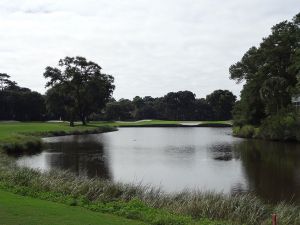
0;189;146;225
0;122;116;153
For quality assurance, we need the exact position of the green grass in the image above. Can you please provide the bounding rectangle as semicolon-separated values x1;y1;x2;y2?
0;189;145;225
0;122;116;153
0;122;111;140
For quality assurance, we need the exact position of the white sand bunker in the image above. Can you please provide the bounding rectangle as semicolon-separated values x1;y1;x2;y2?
116;119;152;123
179;122;202;126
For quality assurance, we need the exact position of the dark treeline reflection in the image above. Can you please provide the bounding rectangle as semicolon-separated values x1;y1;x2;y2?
13;135;112;179
232;140;300;203
45;135;111;179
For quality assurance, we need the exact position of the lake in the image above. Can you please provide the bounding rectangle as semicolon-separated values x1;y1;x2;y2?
14;127;300;203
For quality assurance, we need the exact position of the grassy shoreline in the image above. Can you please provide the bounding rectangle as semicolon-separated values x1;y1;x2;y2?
0;123;117;153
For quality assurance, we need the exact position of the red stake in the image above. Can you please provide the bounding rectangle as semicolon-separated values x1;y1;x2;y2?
272;214;277;225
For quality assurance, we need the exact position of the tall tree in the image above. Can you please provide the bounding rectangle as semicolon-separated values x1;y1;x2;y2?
44;56;115;126
230;12;300;125
206;90;236;120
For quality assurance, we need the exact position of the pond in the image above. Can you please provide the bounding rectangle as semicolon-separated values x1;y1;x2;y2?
14;127;300;203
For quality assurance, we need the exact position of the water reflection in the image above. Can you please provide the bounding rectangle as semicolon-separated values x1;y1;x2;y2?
12;127;300;203
209;144;234;161
232;140;300;203
16;135;111;179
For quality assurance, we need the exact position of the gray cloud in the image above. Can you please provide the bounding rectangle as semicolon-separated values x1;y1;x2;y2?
0;0;299;99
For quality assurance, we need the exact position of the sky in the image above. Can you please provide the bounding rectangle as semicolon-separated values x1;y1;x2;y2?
0;0;299;100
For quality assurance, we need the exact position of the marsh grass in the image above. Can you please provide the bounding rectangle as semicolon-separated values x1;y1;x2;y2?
0;152;299;225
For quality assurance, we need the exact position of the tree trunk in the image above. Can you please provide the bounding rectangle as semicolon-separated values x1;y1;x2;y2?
69;110;75;127
80;114;86;126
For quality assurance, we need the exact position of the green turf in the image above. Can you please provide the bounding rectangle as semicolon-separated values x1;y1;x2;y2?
0;190;145;225
0;122;101;139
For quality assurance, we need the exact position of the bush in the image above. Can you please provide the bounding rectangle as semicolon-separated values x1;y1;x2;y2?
233;125;256;138
259;112;299;141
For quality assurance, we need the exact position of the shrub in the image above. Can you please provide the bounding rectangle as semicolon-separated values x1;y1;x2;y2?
233;125;256;138
259;112;299;141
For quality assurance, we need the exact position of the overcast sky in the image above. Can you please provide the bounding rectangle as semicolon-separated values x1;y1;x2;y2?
0;0;299;100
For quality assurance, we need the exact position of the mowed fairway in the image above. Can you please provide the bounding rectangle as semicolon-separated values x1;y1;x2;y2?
0;190;145;225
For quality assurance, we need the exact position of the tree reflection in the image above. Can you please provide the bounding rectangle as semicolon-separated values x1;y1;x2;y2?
44;135;111;179
233;139;300;203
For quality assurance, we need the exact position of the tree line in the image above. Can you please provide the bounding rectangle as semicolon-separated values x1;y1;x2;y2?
0;73;45;121
0;57;236;124
103;90;236;121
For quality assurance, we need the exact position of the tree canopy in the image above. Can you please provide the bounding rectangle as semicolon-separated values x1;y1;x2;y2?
0;75;45;121
44;56;115;126
100;90;236;121
230;12;300;126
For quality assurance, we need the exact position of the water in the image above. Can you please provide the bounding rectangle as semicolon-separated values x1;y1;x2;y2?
14;127;300;203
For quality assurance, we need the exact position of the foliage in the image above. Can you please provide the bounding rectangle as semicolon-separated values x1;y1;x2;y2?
230;13;300;126
44;56;115;126
259;111;299;141
206;90;236;120
0;65;235;123
105;99;134;121
0;74;45;121
233;110;300;141
233;125;257;138
102;90;236;121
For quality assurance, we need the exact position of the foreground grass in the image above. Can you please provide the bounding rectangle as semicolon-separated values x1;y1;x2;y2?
0;190;145;225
